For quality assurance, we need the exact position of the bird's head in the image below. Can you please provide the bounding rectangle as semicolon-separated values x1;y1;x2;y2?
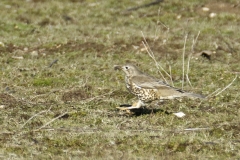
114;64;141;77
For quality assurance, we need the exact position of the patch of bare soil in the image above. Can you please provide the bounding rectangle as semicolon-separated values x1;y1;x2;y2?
197;1;240;15
205;2;240;14
0;93;20;107
61;85;92;102
0;37;172;57
0;35;179;65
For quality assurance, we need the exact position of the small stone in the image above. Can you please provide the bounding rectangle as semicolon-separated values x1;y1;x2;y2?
31;51;38;57
132;45;139;50
24;47;28;51
202;7;210;12
176;15;182;19
173;112;186;118
140;47;147;52
209;13;217;18
0;105;5;109
0;42;5;47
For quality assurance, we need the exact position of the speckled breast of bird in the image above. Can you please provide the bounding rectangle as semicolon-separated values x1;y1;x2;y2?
125;76;158;102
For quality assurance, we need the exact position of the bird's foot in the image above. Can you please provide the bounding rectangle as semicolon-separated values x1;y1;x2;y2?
116;107;132;114
116;101;143;112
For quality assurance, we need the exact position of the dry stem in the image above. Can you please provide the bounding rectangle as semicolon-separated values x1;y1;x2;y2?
141;31;171;84
182;34;188;89
186;31;201;87
215;76;237;96
21;107;52;129
34;111;68;131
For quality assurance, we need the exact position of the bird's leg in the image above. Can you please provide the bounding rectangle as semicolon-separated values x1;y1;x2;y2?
117;100;144;111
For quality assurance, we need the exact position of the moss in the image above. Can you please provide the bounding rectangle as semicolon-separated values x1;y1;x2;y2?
32;78;64;87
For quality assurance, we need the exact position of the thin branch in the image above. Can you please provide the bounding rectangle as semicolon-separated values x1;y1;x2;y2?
185;75;192;87
154;7;161;41
186;32;200;88
21;107;52;129
34;111;68;131
215;76;237;96
155;11;170;44
184;128;210;131
205;88;221;99
141;31;172;84
191;31;201;52
182;34;188;89
142;41;168;83
154;7;169;42
169;65;174;87
186;55;193;88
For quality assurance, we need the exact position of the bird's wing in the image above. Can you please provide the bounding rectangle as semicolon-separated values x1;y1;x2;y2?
132;75;174;89
131;75;205;99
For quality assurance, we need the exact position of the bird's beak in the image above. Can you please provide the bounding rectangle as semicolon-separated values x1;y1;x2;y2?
114;65;122;70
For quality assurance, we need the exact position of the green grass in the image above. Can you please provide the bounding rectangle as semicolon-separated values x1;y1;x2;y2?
0;0;240;159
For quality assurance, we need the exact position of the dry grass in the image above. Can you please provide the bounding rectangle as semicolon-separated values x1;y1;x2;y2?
0;0;240;159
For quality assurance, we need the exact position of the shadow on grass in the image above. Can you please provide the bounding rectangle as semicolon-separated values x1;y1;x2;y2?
118;104;172;116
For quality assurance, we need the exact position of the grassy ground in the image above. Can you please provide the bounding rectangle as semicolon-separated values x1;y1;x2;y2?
0;0;240;159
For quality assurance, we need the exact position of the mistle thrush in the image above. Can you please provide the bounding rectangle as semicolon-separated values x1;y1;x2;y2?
114;64;205;110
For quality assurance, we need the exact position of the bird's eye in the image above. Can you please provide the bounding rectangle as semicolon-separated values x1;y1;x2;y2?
125;66;129;69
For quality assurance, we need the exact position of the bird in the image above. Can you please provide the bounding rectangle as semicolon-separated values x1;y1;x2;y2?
114;64;205;111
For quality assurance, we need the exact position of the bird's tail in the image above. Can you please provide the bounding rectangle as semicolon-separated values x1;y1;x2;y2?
184;92;206;99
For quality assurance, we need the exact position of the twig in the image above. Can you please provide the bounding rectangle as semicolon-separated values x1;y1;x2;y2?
33;127;99;134
141;31;171;84
154;7;169;42
21;107;52;129
184;128;210;131
154;7;170;45
215;76;237;96
191;31;201;53
34;111;68;131
186;31;201;87
205;88;221;99
169;65;174;87
185;75;192;87
49;59;58;67
182;34;188;89
154;7;161;41
142;41;167;83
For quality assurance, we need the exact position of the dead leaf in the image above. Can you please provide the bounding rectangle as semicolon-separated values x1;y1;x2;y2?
195;50;214;60
173;112;186;118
